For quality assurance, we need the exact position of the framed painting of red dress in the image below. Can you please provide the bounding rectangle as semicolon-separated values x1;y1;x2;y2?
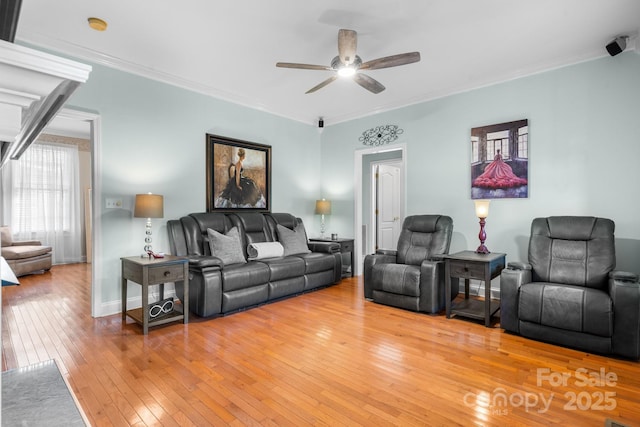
206;134;271;212
470;119;528;199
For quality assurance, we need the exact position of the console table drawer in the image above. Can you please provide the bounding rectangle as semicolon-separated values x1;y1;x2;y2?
340;240;353;253
148;264;185;284
449;261;485;279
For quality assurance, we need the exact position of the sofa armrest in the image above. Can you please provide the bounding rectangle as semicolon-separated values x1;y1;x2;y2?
186;255;223;271
363;253;397;299
308;241;340;254
418;259;449;313
610;270;639;282
376;249;397;256
11;240;42;246
507;261;532;270
499;263;533;333
609;273;640;359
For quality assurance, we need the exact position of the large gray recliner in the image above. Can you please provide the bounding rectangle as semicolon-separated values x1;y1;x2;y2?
500;216;640;359
363;215;456;313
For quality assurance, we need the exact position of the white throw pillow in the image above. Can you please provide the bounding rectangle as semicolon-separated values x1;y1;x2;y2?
247;242;284;260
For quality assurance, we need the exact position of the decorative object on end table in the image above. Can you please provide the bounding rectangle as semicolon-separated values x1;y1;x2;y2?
206;134;271;212
134;193;164;253
474;199;490;254
315;198;331;238
148;297;174;319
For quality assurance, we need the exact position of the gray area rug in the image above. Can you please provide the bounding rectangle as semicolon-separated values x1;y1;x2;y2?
2;360;86;426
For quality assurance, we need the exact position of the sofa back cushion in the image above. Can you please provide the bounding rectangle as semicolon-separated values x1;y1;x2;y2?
1;226;12;247
396;215;453;266
529;216;615;289
182;213;234;256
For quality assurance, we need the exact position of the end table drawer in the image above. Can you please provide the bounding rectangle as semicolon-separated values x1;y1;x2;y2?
148;264;184;284
449;261;484;279
341;241;353;252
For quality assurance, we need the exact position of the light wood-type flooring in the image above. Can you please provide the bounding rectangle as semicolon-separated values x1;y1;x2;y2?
2;263;639;426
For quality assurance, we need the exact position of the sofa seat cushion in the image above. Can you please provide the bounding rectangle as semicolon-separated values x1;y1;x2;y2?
293;252;335;274
2;245;52;260
371;264;420;297
221;262;270;292
258;256;306;281
519;282;613;337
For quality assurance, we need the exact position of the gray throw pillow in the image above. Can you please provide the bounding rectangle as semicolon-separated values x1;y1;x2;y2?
276;223;311;256
207;227;246;265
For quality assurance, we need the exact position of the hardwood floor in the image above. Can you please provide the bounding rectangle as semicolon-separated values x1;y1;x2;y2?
2;263;639;426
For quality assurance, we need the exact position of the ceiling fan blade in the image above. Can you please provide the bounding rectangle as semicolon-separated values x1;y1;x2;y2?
353;73;385;94
276;62;332;71
360;52;421;70
306;75;338;94
338;29;358;65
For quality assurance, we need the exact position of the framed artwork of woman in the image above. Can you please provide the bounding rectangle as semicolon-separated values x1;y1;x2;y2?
206;134;271;212
470;119;529;199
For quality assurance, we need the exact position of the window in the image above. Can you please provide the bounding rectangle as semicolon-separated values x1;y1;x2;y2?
471;136;479;163
518;126;529;159
486;130;509;160
1;141;83;263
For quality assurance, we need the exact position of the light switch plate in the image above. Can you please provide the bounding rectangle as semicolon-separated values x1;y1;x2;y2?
105;198;123;209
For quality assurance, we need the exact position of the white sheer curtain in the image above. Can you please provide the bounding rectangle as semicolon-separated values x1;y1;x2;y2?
1;141;83;264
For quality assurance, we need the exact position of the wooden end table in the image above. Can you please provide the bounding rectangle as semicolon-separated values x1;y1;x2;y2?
444;250;506;327
309;237;355;277
121;255;189;335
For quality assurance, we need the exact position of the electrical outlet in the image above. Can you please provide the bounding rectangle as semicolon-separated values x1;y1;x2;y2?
105;198;123;209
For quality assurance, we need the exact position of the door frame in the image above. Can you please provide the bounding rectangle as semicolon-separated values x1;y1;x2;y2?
353;143;406;276
56;108;102;317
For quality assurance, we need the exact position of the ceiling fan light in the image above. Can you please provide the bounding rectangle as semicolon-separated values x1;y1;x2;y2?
338;66;356;78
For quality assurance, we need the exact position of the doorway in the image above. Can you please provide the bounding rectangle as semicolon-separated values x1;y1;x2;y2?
52;108;102;317
353;144;406;275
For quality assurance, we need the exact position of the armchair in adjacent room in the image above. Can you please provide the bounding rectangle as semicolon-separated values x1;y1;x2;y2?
0;226;52;277
500;216;640;359
363;215;456;313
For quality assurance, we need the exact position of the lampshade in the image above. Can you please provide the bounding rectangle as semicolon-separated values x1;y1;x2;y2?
315;199;332;215
474;199;490;219
134;194;164;218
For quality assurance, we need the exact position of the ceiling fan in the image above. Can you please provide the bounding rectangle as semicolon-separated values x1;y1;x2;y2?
276;29;420;94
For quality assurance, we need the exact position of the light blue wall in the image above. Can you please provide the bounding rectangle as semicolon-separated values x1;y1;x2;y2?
67;62;322;306
45;48;640;309
320;52;640;279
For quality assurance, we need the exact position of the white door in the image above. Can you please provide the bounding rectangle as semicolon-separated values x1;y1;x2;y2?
375;162;402;251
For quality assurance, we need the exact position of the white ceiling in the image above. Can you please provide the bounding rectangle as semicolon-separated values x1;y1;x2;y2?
16;0;640;128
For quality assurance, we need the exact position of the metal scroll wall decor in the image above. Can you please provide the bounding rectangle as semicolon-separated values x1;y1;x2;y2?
359;125;404;146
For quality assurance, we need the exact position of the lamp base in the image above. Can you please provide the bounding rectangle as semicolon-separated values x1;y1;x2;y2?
476;244;490;254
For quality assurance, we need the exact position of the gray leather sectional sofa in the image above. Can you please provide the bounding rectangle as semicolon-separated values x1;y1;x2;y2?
167;212;342;317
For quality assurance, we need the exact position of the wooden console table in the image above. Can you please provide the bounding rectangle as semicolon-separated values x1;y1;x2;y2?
443;250;505;327
121;255;189;335
309;237;354;277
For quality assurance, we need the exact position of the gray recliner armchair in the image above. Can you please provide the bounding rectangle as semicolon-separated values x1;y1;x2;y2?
500;216;640;359
363;215;456;313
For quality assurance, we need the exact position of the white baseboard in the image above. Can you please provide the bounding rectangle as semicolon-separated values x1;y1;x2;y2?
455;280;501;300
93;287;177;318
